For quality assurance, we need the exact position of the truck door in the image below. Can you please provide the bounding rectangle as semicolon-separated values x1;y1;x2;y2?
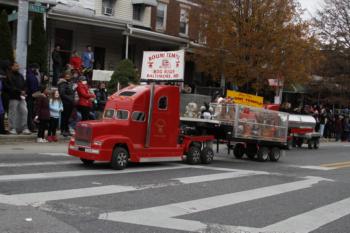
150;87;179;148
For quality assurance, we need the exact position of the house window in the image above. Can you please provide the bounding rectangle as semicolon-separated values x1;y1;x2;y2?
102;0;114;16
179;8;189;36
156;3;167;31
133;4;143;21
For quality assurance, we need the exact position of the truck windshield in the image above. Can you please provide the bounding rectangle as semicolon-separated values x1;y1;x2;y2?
116;110;129;120
104;109;115;119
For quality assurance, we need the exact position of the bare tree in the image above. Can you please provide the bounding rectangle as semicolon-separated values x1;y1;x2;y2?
315;0;350;50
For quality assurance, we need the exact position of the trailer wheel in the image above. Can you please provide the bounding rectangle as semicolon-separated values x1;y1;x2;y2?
234;144;245;159
257;147;270;162
313;139;320;149
187;146;201;165
269;147;281;162
80;158;94;165
307;140;313;149
111;147;129;170
201;147;214;164
246;144;257;160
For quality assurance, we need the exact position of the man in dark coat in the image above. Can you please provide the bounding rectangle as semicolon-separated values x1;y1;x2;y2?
4;62;31;134
52;44;63;87
58;72;74;137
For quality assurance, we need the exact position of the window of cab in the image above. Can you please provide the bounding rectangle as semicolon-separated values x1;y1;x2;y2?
158;96;168;110
104;109;115;119
116;110;129;120
132;111;146;122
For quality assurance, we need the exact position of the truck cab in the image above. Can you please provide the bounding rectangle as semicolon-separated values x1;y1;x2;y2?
68;84;214;169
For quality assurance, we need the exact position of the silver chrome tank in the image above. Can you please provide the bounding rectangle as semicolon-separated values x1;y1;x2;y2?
288;114;316;128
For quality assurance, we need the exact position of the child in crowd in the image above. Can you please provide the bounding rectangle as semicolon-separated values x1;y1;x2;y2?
35;86;50;143
48;90;63;142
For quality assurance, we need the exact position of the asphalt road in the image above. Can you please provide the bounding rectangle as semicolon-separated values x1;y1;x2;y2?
0;142;350;233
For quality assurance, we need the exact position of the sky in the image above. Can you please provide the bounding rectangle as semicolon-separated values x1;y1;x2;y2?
298;0;325;19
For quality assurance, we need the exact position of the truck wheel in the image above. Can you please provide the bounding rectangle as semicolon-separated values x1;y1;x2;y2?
308;140;313;149
296;138;303;148
234;144;245;159
201;147;214;164
257;147;270;162
313;139;320;149
269;147;281;162
80;158;94;165
111;147;129;170
246;144;257;160
187;146;201;165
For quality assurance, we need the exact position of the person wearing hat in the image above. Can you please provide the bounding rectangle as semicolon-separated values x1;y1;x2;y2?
76;76;95;121
58;72;75;137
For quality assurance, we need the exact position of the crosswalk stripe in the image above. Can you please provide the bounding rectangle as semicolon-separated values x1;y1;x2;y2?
173;170;268;184
0;185;137;206
0;164;190;182
39;153;69;157
0;161;79;168
0;169;269;207
261;196;350;233
288;165;335;171
99;176;331;232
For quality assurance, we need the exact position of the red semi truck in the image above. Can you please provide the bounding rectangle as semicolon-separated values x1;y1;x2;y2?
68;85;215;169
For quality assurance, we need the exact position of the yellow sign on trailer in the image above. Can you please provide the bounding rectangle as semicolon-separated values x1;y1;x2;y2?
226;90;264;108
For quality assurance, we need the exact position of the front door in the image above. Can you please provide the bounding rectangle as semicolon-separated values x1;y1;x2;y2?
94;47;105;70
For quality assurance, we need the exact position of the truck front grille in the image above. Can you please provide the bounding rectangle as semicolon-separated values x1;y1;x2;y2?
75;125;92;147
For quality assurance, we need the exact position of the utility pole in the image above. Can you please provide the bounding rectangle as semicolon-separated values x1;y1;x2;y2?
16;0;29;76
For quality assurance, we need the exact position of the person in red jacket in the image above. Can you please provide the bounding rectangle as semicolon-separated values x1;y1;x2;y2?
76;76;95;121
69;50;82;74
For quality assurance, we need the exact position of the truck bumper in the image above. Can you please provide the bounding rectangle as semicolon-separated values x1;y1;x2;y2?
68;143;112;161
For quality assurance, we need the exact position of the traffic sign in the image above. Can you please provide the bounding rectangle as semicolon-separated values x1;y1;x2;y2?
7;12;18;22
29;3;46;14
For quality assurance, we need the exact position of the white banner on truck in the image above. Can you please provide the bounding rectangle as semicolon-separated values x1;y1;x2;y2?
141;50;185;81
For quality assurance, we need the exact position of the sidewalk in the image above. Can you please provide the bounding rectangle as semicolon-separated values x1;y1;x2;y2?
0;132;70;144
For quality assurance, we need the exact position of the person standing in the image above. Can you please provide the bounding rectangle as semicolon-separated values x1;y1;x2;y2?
335;115;343;142
94;82;108;119
82;45;94;69
0;60;10;134
69;50;82;73
76;76;95;121
34;86;50;143
52;44;63;87
82;45;94;83
5;62;31;135
26;63;40;132
48;90;63;142
58;72;75;137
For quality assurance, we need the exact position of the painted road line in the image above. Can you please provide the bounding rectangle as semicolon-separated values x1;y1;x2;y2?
99;176;331;232
321;160;350;167
0;161;79;168
39;153;70;157
1;185;137;206
174;170;268;184
288;165;335;171
320;161;350;169
0;164;190;182
261;196;350;233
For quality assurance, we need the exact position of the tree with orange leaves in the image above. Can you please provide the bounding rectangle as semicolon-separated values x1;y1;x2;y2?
192;0;321;95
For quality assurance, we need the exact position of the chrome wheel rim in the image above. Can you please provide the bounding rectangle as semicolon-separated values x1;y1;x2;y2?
118;152;127;166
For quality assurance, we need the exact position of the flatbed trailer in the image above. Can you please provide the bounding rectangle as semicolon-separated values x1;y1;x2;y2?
180;101;289;162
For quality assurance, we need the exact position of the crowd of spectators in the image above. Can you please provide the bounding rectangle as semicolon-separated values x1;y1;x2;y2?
0;45;108;142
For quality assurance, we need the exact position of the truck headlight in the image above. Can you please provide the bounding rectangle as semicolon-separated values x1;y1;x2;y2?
93;140;103;146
